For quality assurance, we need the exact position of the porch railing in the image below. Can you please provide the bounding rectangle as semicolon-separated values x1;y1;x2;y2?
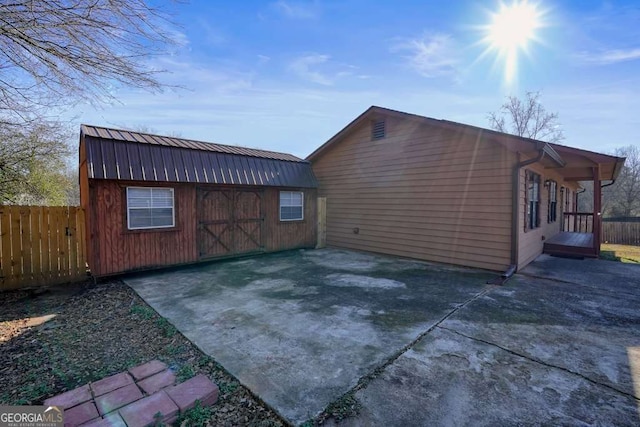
563;212;594;233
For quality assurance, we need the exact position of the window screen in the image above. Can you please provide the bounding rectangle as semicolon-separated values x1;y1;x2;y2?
127;187;175;230
279;191;304;221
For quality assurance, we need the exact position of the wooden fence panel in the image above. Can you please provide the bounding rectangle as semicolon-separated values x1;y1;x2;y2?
0;206;87;291
602;222;640;246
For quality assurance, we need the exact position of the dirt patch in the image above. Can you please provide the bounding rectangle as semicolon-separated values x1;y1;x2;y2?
0;281;286;427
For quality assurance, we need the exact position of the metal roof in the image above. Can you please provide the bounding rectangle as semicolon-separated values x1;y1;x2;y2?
82;127;318;188
82;124;303;162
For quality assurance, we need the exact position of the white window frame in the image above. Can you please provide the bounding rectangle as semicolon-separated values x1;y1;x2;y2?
126;187;175;230
279;191;304;221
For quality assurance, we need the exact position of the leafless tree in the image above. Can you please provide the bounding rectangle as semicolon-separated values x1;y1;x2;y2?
488;91;564;143
609;145;640;217
0;0;177;125
577;145;639;217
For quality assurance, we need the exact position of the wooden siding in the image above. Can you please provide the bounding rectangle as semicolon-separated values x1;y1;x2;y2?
312;116;516;271
517;161;580;268
86;180;316;276
262;187;317;252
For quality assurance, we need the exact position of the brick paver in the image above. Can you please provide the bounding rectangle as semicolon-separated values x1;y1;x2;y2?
90;372;134;397
166;374;219;412
119;391;179;427
95;383;143;415
137;369;176;395
63;401;99;426
79;413;127;427
44;361;218;426
44;384;91;409
128;360;167;381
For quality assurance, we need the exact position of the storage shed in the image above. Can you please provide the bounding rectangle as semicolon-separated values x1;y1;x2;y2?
79;125;318;277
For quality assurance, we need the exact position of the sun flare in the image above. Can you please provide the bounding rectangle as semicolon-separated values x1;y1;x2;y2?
483;1;543;84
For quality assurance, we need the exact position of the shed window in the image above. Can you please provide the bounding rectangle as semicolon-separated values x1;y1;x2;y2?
372;120;386;140
280;191;304;221
547;180;558;223
127;187;175;230
525;171;541;231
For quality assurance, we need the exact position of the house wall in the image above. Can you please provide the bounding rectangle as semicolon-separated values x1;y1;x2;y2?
86;180;316;276
311;116;516;271
517;161;580;269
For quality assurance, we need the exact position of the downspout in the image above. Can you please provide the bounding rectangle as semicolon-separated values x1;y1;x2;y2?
507;148;546;278
489;147;546;285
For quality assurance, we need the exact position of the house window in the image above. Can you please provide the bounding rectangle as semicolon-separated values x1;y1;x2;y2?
371;120;386;140
127;187;175;230
280;191;304;221
525;171;541;230
548;180;558;223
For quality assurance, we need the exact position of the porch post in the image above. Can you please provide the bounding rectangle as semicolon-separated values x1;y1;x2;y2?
592;166;601;256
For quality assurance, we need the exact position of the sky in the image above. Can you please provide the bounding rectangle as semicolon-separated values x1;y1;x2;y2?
70;0;640;159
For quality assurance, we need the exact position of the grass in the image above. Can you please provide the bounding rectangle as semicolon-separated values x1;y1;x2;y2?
600;244;640;263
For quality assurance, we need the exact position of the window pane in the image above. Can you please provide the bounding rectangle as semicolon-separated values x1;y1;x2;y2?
280;192;303;220
280;206;303;220
128;188;151;199
291;192;303;205
128;197;151;208
128;187;174;229
151;208;173;227
129;209;153;228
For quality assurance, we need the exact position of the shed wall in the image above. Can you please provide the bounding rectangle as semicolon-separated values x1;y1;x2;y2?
87;180;316;276
312;116;516;271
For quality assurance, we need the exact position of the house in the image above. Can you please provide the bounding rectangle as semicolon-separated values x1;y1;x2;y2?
308;106;625;272
79;125;318;277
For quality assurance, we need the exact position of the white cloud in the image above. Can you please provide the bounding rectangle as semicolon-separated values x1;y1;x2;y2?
257;54;271;65
289;54;334;85
392;33;458;78
272;0;319;19
575;48;640;65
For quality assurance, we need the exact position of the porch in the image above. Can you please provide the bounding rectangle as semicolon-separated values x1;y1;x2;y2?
543;212;598;258
539;142;626;259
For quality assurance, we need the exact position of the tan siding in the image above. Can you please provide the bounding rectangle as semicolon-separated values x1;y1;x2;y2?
312;116;516;271
517;163;575;269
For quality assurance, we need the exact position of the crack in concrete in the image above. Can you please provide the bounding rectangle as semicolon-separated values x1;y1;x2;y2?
437;325;640;402
317;285;498;417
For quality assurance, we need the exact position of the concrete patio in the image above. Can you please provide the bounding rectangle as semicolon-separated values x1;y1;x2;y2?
125;249;640;426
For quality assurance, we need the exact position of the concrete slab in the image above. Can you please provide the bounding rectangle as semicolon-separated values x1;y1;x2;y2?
521;254;639;290
344;327;639;426
126;249;640;425
125;249;493;424
344;257;640;426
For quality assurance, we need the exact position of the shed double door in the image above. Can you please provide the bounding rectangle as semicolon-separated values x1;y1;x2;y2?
197;188;264;259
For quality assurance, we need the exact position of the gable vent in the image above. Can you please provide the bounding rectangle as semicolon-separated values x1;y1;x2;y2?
371;120;386;140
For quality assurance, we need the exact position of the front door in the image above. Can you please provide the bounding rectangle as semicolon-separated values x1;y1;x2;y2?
197;188;264;259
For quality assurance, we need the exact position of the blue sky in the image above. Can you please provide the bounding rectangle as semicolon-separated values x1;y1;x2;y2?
71;0;640;158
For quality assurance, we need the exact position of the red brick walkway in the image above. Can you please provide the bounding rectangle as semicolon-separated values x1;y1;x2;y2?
44;360;218;427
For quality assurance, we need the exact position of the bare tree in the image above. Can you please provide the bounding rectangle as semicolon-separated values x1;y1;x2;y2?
609;145;640;217
577;145;639;218
0;0;177;124
488;91;564;143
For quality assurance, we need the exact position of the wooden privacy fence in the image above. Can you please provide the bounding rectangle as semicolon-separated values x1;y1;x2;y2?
602;220;640;246
0;206;87;291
